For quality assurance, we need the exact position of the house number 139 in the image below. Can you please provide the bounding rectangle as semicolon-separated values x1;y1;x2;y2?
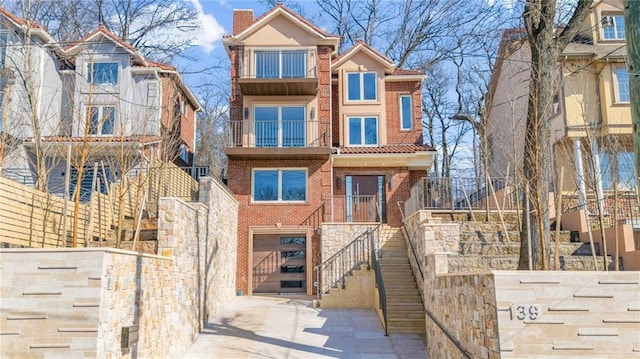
509;304;542;320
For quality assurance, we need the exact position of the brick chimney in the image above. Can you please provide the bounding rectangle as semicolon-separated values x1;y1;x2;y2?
233;9;255;35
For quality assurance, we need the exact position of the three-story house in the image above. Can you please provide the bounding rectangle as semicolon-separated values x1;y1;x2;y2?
223;4;434;295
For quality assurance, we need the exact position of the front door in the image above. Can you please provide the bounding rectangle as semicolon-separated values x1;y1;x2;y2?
345;175;386;222
252;234;306;293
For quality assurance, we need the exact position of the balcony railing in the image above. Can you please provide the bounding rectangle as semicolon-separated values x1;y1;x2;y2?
240;49;317;79
227;120;329;148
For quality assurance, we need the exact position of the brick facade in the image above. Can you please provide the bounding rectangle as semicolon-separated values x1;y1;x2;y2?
223;4;431;295
384;80;423;145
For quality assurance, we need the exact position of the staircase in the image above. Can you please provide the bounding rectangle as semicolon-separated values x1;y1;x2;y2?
379;226;426;334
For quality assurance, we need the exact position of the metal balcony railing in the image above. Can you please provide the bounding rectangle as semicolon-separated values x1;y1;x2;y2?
228;120;328;148
323;195;381;223
240;49;317;79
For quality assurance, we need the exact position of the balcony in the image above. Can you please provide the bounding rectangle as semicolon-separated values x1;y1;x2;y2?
239;49;318;96
226;120;330;159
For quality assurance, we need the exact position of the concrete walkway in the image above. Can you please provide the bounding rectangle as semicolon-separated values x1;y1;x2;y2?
182;295;427;359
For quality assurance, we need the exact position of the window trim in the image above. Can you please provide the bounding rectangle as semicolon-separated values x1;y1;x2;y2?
399;94;413;131
347;116;379;146
251;168;308;203
601;14;625;41
612;66;630;104
345;71;378;102
87;105;116;136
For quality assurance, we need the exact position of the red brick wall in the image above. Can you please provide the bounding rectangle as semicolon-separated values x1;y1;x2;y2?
227;158;331;294
331;80;339;146
229;46;243;124
233;10;255;35
384;80;423;145
317;46;333;146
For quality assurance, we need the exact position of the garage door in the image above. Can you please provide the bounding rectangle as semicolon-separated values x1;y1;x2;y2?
252;234;306;293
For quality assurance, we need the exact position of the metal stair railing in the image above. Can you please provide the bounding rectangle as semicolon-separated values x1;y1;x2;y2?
369;227;388;336
315;227;378;300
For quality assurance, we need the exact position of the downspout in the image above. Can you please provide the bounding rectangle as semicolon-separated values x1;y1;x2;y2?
328;47;334;223
573;139;587;208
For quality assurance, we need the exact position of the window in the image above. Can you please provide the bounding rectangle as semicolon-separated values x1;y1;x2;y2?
600;151;637;190
87;62;118;85
252;169;307;202
89;106;115;135
400;95;412;130
254;106;305;147
347;72;377;101
0;32;7;67
602;15;625;40
348;116;378;145
255;50;306;78
614;67;630;103
69;166;115;202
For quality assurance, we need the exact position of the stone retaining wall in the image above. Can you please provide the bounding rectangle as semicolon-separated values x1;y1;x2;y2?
0;176;238;358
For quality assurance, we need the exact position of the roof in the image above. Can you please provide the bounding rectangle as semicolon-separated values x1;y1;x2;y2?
0;6;43;29
392;69;424;76
224;3;340;47
336;144;434;155
64;25;146;64
332;40;395;71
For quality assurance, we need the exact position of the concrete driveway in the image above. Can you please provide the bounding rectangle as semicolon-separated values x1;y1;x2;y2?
182;295;427;359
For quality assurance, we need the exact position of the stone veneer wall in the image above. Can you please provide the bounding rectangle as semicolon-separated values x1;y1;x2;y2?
0;177;238;358
406;210;640;358
0;250;104;358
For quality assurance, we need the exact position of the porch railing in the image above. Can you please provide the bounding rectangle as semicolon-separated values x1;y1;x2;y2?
323;195;380;223
563;191;639;229
405;176;518;215
227;120;329;148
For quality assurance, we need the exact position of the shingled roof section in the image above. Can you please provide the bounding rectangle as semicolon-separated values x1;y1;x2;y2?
0;6;43;28
392;68;424;76
336;144;434;154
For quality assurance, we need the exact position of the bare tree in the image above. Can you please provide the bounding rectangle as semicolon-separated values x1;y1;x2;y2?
4;0;199;61
519;0;591;270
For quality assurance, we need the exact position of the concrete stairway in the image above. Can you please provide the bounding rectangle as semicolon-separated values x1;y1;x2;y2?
379;226;425;334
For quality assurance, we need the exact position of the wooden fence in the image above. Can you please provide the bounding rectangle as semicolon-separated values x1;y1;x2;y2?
0;163;199;248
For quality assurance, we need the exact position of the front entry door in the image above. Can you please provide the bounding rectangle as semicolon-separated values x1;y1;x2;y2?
252;234;306;293
345;175;386;222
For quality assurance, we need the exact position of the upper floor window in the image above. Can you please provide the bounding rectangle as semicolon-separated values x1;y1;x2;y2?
400;95;412;130
0;32;7;67
348;116;378;146
87;62;118;86
255;50;306;79
347;72;377;101
602;15;625;40
254;106;305;147
252;168;307;202
614;67;630;103
89;105;115;135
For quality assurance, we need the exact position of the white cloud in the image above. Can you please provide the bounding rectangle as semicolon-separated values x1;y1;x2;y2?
188;0;226;54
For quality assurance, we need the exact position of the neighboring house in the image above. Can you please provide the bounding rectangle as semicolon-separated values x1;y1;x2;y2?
486;0;638;266
0;7;201;200
223;4;434;295
487;0;635;198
